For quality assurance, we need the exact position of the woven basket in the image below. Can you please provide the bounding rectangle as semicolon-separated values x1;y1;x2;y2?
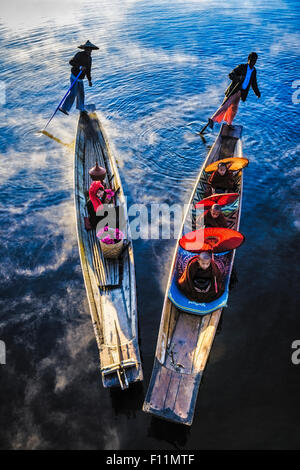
98;228;124;259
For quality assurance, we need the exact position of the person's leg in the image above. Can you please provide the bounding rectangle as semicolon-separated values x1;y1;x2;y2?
211;93;238;124
76;80;85;111
223;91;241;125
61;76;77;113
209;91;241;127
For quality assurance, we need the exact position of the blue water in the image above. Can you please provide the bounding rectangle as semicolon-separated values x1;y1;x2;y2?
0;0;300;450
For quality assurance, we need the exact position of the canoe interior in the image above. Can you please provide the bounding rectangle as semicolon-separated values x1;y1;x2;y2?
74;111;143;389
143;123;243;425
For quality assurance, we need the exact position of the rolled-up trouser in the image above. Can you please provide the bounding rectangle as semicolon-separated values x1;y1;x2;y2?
61;74;85;112
211;90;241;125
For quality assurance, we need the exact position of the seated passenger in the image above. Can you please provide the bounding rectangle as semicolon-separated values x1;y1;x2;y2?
87;181;115;229
208;162;235;194
178;252;224;302
204;204;227;228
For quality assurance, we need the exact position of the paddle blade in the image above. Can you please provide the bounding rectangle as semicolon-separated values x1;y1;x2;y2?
37;129;74;148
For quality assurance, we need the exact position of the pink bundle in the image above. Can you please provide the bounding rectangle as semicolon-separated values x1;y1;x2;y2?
101;236;115;244
105;189;115;200
97;227;124;245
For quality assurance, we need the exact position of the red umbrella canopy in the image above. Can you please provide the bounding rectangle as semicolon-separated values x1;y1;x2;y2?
179;227;245;253
195;192;239;210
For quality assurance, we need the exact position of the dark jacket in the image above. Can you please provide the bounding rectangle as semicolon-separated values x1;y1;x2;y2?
225;63;260;102
208;169;235;191
204;210;228;228
69;51;92;81
87;198;108;229
178;257;224;302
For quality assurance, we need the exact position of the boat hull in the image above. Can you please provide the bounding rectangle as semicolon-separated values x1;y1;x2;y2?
143;123;243;424
74;111;143;389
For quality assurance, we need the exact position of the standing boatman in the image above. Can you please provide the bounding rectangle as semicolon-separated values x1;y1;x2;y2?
202;52;261;132
59;40;99;115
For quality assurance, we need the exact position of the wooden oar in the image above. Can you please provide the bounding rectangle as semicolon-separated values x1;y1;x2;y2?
37;69;82;134
199;120;210;136
39;129;74;149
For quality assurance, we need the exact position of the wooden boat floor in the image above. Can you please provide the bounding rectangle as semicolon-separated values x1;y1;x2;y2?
87;229;120;288
143;358;201;425
144;308;222;425
165;313;202;373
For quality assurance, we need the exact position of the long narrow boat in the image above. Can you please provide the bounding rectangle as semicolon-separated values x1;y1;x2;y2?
143;123;244;424
74;109;143;389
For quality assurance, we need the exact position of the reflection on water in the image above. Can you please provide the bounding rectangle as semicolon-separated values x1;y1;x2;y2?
110;382;145;419
147;417;190;450
0;0;300;450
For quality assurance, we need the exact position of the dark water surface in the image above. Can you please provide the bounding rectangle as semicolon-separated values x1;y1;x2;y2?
0;0;300;450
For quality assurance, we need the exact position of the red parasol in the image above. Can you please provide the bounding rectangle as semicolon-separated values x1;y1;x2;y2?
179;227;245;253
195;192;239;210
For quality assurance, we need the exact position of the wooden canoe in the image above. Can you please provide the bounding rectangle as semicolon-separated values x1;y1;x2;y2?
143;123;244;424
74;110;143;389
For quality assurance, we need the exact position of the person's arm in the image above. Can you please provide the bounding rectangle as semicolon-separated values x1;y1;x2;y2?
208;171;217;187
251;68;261;97
228;64;244;82
69;52;87;78
178;259;193;289
228;171;235;188
100;192;108;204
220;212;228;228
213;262;224;290
69;52;82;67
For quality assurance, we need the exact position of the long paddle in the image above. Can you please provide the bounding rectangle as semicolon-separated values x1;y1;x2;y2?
38;70;82;134
198;120;210;136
